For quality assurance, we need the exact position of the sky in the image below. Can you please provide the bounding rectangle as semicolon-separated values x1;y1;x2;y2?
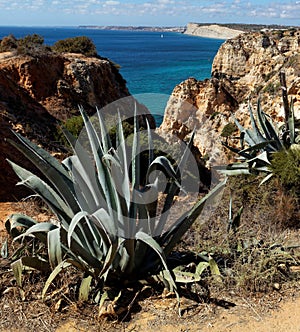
0;0;299;27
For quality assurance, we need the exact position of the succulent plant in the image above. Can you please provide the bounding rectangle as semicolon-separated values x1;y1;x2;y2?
5;105;226;309
221;91;299;184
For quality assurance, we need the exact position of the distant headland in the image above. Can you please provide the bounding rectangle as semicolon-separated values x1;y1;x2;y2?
78;25;185;33
79;23;298;40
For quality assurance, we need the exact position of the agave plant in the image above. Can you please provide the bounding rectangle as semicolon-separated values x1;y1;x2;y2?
5;105;226;309
221;95;299;183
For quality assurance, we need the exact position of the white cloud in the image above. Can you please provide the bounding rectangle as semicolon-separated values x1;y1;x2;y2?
104;0;120;5
0;0;299;25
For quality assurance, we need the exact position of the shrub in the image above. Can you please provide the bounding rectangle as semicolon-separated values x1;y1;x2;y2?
52;36;98;57
18;33;44;46
0;34;46;55
271;146;300;192
56;115;84;147
0;34;17;52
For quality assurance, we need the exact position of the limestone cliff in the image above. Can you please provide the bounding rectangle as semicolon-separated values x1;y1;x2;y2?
184;23;244;40
0;52;153;201
159;28;300;167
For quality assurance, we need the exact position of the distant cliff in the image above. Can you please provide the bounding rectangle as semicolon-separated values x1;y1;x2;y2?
184;23;244;40
0;51;153;201
159;28;300;166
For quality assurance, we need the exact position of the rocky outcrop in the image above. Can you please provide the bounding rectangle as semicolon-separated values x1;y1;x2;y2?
184;23;244;40
159;28;300;167
0;52;130;121
0;52;153;201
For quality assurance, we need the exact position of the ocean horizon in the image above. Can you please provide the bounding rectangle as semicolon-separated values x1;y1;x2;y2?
0;27;224;125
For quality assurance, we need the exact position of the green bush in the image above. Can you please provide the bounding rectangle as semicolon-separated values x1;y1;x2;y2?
271;146;300;191
18;33;44;47
0;34;17;52
52;36;98;57
15;34;50;56
0;33;47;55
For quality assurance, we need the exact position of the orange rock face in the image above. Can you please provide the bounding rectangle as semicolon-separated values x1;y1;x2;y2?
159;29;300;167
0;52;132;201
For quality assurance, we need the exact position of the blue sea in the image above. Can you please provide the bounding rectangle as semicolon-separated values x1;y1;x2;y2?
0;27;224;125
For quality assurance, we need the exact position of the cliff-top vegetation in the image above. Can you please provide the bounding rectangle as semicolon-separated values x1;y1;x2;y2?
0;33;98;57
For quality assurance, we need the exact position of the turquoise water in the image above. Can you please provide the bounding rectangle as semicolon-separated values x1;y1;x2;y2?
0;27;224;124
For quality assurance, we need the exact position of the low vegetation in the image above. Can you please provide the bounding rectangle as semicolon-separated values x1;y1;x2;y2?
0;33;98;57
52;36;98;57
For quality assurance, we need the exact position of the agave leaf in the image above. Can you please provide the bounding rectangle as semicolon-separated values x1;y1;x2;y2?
259;173;274;186
232;115;257;146
8;133;80;213
265;115;285;150
5;213;37;238
240;141;274;154
11;259;26;301
147;156;182;190
7;161;74;227
15;256;51;273
257;99;271;140
96;106;112;153
221;141;253;160
135;231;177;294
63;156;104;212
216;164;251;176
257;102;283;150
11;259;23;287
68;211;104;259
247;151;271;165
135;182;159;235
81;108;124;235
98;291;109;310
288;100;295;144
79;107;116;216
172;268;200;283
48;228;62;269
133;240;151;272
208;256;222;282
9;214;102;273
131;103;140;192
79;275;93;301
126;105;140;272
248;101;265;143
91;208;117;243
146;118;154;167
99;239;119;277
195;261;210;278
244;128;262;146
62;127;105;200
117;244;130;273
42;260;73;300
129;104;140;233
13;222;57;241
116;111;131;213
219;169;251;176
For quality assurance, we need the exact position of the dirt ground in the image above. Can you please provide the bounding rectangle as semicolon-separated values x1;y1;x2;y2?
1;202;300;332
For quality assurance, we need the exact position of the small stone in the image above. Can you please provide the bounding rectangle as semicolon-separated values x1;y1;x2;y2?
273;283;281;290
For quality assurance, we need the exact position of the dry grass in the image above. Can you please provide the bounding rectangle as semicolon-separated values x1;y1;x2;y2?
0;175;300;330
